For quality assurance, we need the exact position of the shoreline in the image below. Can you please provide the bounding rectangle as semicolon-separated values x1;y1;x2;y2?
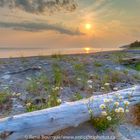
0;48;139;60
0;48;123;59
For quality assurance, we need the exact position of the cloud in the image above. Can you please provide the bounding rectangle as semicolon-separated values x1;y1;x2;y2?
0;0;77;13
0;21;84;35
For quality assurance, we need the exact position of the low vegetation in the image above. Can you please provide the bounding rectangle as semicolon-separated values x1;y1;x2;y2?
26;73;49;95
111;52;129;63
71;92;83;101
0;91;12;112
26;85;62;112
51;53;65;61
88;95;130;131
94;61;103;67
0;49;139;134
128;62;140;71
26;62;64;112
74;63;88;89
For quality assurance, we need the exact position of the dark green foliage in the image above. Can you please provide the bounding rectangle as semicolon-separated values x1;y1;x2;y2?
0;91;11;111
129;40;140;49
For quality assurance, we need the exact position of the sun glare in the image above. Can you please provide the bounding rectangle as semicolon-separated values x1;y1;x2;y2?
84;47;91;53
85;23;92;30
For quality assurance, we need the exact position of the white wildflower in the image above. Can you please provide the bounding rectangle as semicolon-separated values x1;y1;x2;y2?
107;116;112;121
60;87;63;90
12;92;16;96
132;86;137;91
115;108;119;113
114;102;119;107
101;87;105;90
77;78;81;81
100;104;106;109
26;103;31;107
87;80;93;84
101;111;107;116
115;93;121;97
118;107;124;113
88;85;92;89
124;101;130;106
104;98;113;103
52;86;60;91
16;93;21;96
103;99;110;103
57;99;62;104
55;87;60;90
119;96;123;100
104;83;110;86
88;109;93;114
113;87;118;91
37;82;40;84
109;99;113;102
125;109;129;113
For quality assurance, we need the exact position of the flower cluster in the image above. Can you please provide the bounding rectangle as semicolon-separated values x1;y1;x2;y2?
57;98;62;104
52;86;63;91
100;82;119;92
12;92;21;97
99;97;130;122
87;79;93;89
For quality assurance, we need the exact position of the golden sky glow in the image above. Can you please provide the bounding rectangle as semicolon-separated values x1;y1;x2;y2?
0;0;140;51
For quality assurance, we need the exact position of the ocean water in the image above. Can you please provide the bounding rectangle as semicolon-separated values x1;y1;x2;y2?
0;47;121;58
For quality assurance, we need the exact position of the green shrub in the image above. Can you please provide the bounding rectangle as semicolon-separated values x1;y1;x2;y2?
94;61;103;67
52;63;63;87
74;63;88;89
135;63;140;71
26;73;49;94
72;92;83;101
26;90;62;112
0;91;11;111
26;71;62;112
51;53;64;60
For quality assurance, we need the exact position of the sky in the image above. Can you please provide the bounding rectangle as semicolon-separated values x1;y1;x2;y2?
0;0;140;52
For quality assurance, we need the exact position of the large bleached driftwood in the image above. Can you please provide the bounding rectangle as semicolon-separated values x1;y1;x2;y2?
0;86;140;140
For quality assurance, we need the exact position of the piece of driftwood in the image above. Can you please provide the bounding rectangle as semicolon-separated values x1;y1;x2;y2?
121;56;140;65
6;66;41;75
0;86;140;140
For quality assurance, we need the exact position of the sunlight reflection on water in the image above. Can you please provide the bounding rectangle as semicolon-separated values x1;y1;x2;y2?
0;47;121;58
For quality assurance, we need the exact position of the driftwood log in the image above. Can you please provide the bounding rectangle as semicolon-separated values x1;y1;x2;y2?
121;56;140;65
6;66;41;75
0;86;140;140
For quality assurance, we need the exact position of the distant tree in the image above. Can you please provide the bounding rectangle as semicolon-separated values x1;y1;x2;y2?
129;40;140;48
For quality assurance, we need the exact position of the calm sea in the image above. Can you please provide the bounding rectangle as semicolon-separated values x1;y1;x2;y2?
0;47;121;58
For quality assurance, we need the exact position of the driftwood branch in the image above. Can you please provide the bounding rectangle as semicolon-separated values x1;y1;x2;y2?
6;66;41;75
121;56;140;65
0;86;140;140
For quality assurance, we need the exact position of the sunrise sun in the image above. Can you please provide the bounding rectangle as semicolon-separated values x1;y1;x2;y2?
85;23;92;30
84;47;91;53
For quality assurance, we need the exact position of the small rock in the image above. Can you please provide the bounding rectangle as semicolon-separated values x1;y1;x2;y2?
115;66;122;70
113;87;119;91
2;74;11;80
10;80;13;83
26;77;32;81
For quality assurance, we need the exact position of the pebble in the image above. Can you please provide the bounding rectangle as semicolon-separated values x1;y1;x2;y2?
2;74;11;80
